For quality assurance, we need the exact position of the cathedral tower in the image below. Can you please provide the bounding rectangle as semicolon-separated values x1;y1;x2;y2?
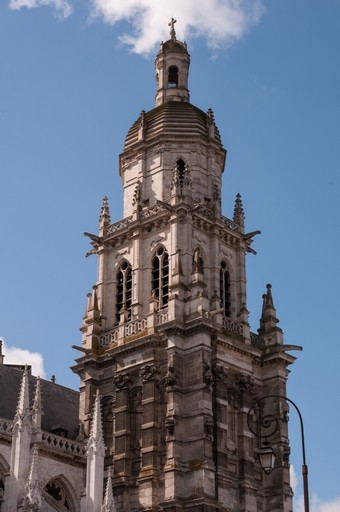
73;21;299;512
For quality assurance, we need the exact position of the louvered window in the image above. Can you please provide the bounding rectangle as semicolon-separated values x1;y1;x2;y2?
116;261;132;323
152;247;169;308
220;261;231;317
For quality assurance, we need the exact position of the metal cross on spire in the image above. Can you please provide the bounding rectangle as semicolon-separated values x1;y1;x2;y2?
168;17;177;40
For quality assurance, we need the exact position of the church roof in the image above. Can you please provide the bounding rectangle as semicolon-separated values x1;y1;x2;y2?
124;101;223;152
0;364;79;439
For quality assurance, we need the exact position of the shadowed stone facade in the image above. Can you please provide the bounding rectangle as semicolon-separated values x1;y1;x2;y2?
0;21;301;512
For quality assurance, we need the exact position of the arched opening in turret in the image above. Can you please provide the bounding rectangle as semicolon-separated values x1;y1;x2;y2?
176;158;186;187
220;261;231;317
116;260;132;324
168;66;178;88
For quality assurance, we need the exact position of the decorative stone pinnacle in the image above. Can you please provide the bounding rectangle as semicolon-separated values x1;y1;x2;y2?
26;444;42;508
99;196;111;232
32;376;42;431
89;389;104;444
15;365;30;425
168;17;177;40
102;467;115;511
233;193;245;227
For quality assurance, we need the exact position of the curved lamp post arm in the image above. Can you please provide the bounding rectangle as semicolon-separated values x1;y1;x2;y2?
247;394;309;512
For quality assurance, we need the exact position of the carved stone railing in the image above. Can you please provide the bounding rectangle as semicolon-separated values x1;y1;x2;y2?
157;308;168;325
99;308;169;348
106;216;133;235
222;317;244;336
100;328;119;347
250;332;264;349
124;318;147;337
41;432;86;457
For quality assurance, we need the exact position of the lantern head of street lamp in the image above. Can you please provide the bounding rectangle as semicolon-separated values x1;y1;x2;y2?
258;444;276;474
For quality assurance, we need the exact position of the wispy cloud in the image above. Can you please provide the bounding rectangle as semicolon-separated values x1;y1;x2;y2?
0;337;46;378
8;0;265;54
9;0;72;20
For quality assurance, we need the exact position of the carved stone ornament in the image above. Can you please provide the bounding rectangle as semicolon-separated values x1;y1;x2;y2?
114;374;132;389
165;366;176;387
140;364;157;381
236;373;254;392
165;417;175;436
203;363;214;388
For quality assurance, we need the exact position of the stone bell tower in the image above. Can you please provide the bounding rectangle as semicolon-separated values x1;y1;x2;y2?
73;20;300;512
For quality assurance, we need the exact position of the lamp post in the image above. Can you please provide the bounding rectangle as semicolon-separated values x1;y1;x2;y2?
247;394;310;512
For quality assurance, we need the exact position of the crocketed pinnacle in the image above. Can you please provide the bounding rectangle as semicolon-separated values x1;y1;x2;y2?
99;196;111;234
26;443;42;509
14;365;30;428
31;376;42;432
89;389;105;446
102;467;115;511
233;193;245;229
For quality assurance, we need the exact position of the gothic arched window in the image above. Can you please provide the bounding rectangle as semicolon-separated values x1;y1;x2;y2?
220;261;231;317
168;66;178;87
152;247;169;308
44;478;73;511
116;260;132;324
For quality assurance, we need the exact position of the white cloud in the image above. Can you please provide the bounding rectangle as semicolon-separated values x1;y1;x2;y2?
8;0;265;54
90;0;265;54
295;494;340;512
9;0;72;19
0;338;46;378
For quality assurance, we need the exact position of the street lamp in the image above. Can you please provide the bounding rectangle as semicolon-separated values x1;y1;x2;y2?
247;395;310;512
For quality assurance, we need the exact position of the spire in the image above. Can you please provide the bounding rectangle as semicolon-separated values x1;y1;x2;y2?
233;193;245;230
14;365;31;429
25;444;42;510
102;467;115;512
99;196;111;235
258;283;282;337
31;376;42;433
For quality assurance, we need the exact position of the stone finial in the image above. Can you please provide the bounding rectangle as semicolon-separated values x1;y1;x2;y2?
25;444;42;510
233;193;245;229
168;17;177;40
102;467;115;512
31;377;42;432
99;196;111;234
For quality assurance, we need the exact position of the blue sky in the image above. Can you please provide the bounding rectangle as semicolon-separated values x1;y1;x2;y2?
1;1;339;510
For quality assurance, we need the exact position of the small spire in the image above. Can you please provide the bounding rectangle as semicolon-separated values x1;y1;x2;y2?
25;444;42;509
258;283;281;336
99;196;111;234
102;467;115;512
168;17;177;40
31;376;42;432
233;193;245;229
14;365;30;428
